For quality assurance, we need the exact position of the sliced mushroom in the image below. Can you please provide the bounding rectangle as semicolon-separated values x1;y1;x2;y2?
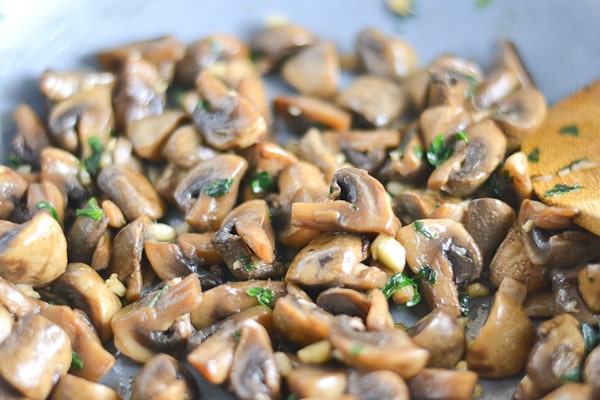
329;315;429;379
40;147;88;203
48;263;122;342
578;263;600;313
583;346;600;391
427;119;507;197
101;199;126;229
466;278;536;378
212;199;284;280
463;197;515;266
0;212;67;287
524;291;555;319
190;280;286;329
0;165;28;219
0;314;71;400
295;128;342;182
26;180;65;225
287;365;347;399
192;70;266;150
292;167;400;236
67;204;109;265
11;104;51;166
514;313;585;400
0;303;13;345
176;34;249;87
173;154;247;232
103;136;144;173
249;24;317;71
408;368;478;400
346;368;409;400
551;267;598;326
381;124;430;183
50;374;121;400
97;165;166;221
97;35;185;82
112;274;202;363
408;307;466;368
0;276;40;318
473;66;521;111
281;41;339;98
127;110;187;161
488;150;533;207
337;75;406;128
273;95;352;135
392;189;464;225
40;69;116;102
355;27;418;80
286;232;387;290
426;54;484;107
316;287;371;319
130;353;197;400
113;57;167;131
492;87;547;151
40;304;115;382
418;105;473;147
229;319;281;400
162;124;217;169
539;383;596;400
397;218;483;316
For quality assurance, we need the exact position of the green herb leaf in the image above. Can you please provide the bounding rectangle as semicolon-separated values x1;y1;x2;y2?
75;198;103;221
544;183;582;197
581;323;598;354
7;153;23;168
148;284;169;308
381;272;421;306
239;254;253;271
36;201;59;222
414;265;437;284
527;147;540;163
250;171;273;194
71;351;85;370
232;330;241;342
199;99;211;111
426;132;468;167
246;287;275;308
204;177;234;197
350;343;364;356
559;124;579;136
413;220;438;239
83;136;104;175
475;0;492;9
412;145;424;159
560;365;582;383
459;292;471;316
287;394;299;400
502;169;514;184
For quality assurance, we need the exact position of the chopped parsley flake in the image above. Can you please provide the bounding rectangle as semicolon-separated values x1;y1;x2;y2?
426;132;468;167
527;147;540;163
459;292;471;316
249;171;273;194
559;124;579;136
502;169;514;184
544;183;582;197
36;201;59;222
413;220;438;239
148;285;168;307
75;198;103;221
240;254;253;271
581;322;599;354
412;145;424;159
414;265;437;284
204;177;234;197
83;136;104;175
199;99;211;111
71;351;85;370
350;343;364;356
7;153;22;168
560;365;582;383
246;287;275;308
232;330;241;342
381;272;421;306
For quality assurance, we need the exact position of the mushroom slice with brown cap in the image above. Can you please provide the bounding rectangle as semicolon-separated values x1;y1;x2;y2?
191;280;286;329
408;368;478;400
0;304;13;345
550;267;598;326
50;374;121;400
273;95;352;135
0;212;67;287
47;86;114;157
40;147;88;203
174;154;247;232
492;87;547;151
275;161;328;248
408;307;466;368
337;75;406;128
466;278;536;378
292;167;400;236
540;383;596;400
97;35;185;83
250;24;317;72
229;319;281;400
113;57;167;131
175;34;250;87
355;27;418;80
26;180;65;225
346;369;410;400
237;75;271;125
40;69;116;102
40;304;115;382
316;287;371;319
392;189;463;225
11;104;51;166
112;274;203;363
418;105;473;147
67;203;109;265
0;165;28;219
381;124;430;183
473;66;521;111
127;110;187;161
0;276;40;318
0;314;72;400
295;128;341;182
287;365;347;399
285;232;388;290
130;353;197;400
579;263;600;313
329;315;429;380
514;313;586;400
212;199;284;280
584;346;600;391
193;70;266;150
97;165;166;221
281;41;339;98
162;125;217;169
426;54;484;106
48;263;122;342
428;119;507;197
396;218;483;316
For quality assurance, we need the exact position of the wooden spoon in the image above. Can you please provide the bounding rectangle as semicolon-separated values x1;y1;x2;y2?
521;79;600;234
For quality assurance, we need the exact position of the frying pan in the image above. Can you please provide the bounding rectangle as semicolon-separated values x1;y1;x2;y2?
1;0;599;398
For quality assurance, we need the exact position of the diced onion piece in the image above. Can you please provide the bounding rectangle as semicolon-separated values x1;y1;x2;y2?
371;233;406;273
297;340;332;364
